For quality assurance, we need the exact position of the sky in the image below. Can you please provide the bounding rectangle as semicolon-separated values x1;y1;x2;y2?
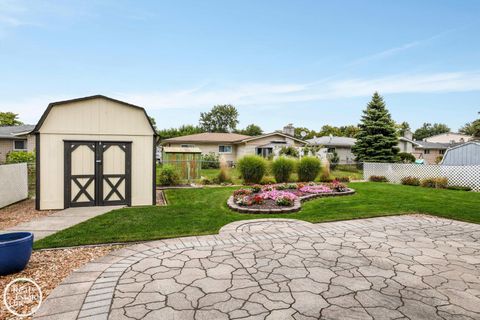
0;0;479;132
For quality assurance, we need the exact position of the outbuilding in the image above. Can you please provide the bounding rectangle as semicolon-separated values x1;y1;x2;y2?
441;141;480;166
33;95;157;210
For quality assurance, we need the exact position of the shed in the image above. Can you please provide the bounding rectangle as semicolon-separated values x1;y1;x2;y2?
162;147;202;181
441;141;480;166
33;95;157;210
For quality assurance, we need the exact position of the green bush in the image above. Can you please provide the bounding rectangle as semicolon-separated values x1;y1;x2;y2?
421;177;448;189
279;146;299;158
401;176;420;186
201;153;219;169
6;151;35;164
158;165;180;186
237;155;267;184
297;156;322;182
369;175;388;182
328;151;340;170
271;157;296;183
397;152;416;163
260;176;276;185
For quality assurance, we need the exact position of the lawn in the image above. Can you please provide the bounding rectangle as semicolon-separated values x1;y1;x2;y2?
35;182;480;249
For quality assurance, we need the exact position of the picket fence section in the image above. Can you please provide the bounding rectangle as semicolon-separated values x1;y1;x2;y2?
363;162;480;192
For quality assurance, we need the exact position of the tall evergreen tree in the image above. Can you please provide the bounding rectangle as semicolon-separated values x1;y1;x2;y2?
352;92;399;162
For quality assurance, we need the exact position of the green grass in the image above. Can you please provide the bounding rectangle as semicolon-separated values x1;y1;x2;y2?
34;183;480;249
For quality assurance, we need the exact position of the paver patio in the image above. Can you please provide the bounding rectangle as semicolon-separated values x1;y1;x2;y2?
34;215;480;320
2;206;123;240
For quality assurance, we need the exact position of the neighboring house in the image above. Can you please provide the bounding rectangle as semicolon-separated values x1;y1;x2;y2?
398;130;421;153
441;141;480;165
0;125;35;164
306;136;356;164
307;131;419;163
424;132;472;143
412;141;454;164
162;126;307;163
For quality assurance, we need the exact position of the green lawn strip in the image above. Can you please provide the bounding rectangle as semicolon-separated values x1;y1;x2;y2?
34;183;480;249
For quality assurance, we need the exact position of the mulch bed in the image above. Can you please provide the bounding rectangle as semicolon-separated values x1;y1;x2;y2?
0;200;57;230
0;245;122;320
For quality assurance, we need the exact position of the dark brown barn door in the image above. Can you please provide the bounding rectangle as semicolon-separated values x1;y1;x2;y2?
64;141;131;208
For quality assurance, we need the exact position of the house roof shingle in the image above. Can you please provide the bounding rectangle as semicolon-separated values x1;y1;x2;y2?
0;125;35;139
162;132;252;144
306;136;356;147
414;141;457;149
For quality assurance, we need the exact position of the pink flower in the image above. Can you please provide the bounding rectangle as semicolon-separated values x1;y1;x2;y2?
299;185;332;194
261;190;298;201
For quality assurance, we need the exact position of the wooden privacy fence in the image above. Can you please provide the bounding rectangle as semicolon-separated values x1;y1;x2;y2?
364;162;480;192
162;147;202;181
0;163;28;208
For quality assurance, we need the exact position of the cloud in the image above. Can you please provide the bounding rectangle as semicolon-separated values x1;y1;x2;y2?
116;71;480;110
4;70;480;124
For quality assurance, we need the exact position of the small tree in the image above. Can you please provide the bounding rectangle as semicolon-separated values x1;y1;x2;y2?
237;124;263;136
413;123;450;140
199;104;239;132
352;92;399;162
0;112;23;126
397;152;416;163
328;151;340;170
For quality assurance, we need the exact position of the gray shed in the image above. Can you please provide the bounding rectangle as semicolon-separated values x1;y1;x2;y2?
441;141;480;165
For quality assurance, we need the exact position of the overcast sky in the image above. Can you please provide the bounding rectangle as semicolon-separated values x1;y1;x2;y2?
1;0;479;132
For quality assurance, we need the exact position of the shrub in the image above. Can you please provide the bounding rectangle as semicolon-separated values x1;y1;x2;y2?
279;146;299;158
297;157;322;182
369;175;388;182
435;155;443;164
201;153;219;169
420;177;448;189
401;176;420;186
6;151;35;164
319;176;334;183
260;177;276;185
237;155;267;184
397;152;416;163
271;157;296;183
328;151;340;170
200;177;212;185
158;165;180;186
216;161;231;184
447;186;472;191
334;176;350;183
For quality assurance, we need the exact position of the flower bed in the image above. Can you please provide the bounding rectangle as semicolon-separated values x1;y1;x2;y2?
227;181;355;214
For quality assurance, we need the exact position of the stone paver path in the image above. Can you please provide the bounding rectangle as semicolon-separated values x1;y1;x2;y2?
2;206;123;240
35;215;480;319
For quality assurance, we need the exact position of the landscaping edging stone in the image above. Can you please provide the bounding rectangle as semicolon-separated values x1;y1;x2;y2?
227;188;356;214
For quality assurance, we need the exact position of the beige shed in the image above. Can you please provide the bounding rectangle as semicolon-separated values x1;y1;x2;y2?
33;95;157;210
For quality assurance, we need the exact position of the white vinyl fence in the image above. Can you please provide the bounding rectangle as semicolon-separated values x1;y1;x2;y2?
0;163;28;208
364;162;480;192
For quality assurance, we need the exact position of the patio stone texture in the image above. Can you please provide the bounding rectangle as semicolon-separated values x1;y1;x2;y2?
34;215;480;320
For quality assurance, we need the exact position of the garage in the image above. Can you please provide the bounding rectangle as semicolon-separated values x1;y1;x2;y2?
33;95;157;210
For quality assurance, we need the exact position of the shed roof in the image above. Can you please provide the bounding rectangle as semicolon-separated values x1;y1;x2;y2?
33;95;157;135
163;147;202;153
0;125;35;139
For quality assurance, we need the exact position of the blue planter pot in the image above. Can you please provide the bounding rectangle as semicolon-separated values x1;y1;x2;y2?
0;232;34;276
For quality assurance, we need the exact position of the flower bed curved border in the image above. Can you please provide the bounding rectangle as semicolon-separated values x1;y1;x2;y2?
227;188;356;214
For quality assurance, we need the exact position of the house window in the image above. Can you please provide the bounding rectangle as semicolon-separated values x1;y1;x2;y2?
424;149;430;154
181;144;195;148
219;145;232;154
13;140;27;151
327;147;336;153
439;149;446;155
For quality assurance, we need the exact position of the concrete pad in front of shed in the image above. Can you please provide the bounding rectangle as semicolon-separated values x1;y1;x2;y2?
2;206;123;241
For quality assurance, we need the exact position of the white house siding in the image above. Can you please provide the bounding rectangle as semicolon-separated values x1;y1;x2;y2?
442;143;480;166
237;135;304;160
38;97;154;210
